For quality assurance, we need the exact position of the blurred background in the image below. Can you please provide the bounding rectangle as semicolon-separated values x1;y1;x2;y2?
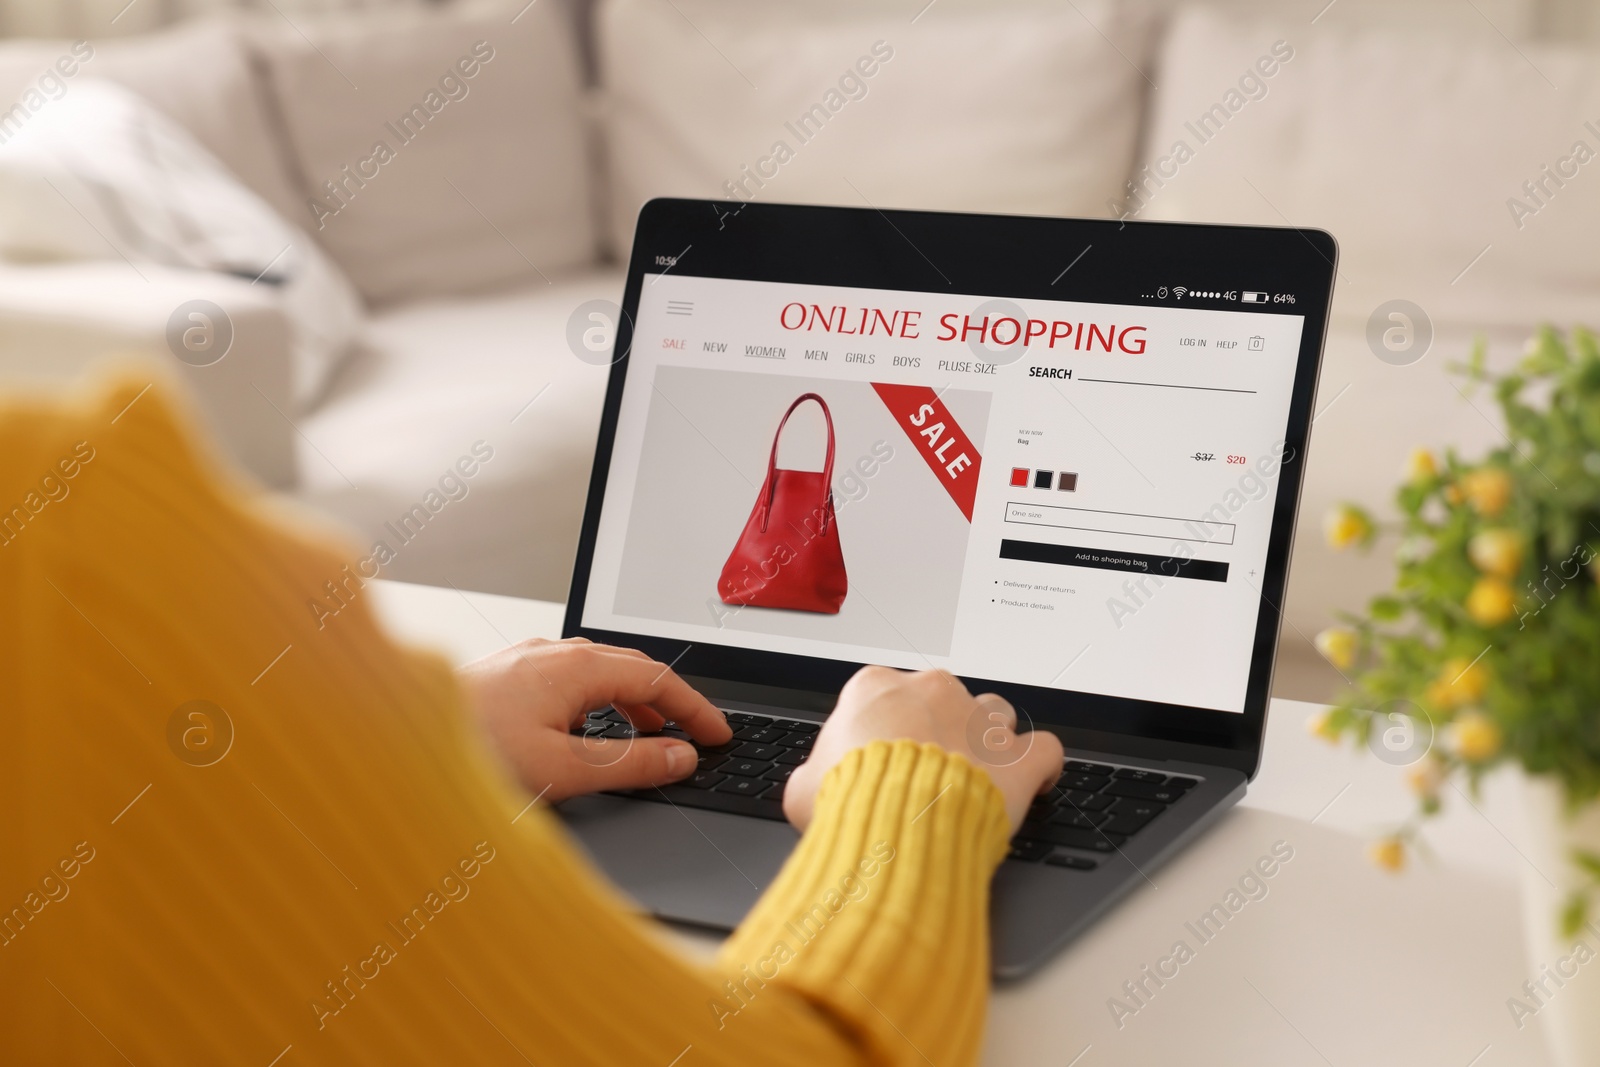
1;0;1597;701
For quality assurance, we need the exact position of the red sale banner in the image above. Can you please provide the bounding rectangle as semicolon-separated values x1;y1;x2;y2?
871;382;982;522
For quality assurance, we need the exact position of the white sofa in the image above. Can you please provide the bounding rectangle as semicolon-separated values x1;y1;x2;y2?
1;0;1594;695
0;2;619;601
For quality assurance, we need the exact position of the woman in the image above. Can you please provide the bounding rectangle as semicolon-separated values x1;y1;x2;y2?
0;372;1062;1065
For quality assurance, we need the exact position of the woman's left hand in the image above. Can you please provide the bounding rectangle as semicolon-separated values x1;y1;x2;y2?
458;638;731;802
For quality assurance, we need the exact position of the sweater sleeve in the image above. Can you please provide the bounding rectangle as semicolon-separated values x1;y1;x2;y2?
0;371;1012;1067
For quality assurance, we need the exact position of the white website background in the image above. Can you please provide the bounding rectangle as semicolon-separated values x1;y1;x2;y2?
583;274;1306;714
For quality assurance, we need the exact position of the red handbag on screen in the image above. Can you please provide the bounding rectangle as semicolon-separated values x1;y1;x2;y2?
717;393;848;613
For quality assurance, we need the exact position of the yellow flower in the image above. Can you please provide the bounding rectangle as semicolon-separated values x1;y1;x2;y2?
1314;627;1359;671
1368;836;1405;872
1467;529;1522;579
1466;577;1517;626
1405;448;1437;483
1444;483;1464;507
1427;657;1488;709
1304;708;1341;743
1324;504;1373;550
1461;468;1512;517
1405;757;1446;799
1451;710;1503;763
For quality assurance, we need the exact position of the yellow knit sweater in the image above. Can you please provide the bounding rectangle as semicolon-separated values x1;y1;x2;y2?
0;373;1012;1066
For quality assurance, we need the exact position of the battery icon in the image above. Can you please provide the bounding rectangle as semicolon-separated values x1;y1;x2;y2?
1241;291;1269;304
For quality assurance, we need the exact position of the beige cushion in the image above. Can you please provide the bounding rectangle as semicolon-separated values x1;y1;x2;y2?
1135;9;1600;322
597;0;1155;254
297;270;622;600
255;0;597;306
0;18;303;223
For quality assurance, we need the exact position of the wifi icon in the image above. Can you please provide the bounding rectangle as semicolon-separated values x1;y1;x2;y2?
1172;286;1188;299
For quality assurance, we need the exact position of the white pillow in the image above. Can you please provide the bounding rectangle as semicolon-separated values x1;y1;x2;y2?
0;78;362;409
255;0;597;306
1133;9;1600;325
0;19;306;224
597;0;1154;253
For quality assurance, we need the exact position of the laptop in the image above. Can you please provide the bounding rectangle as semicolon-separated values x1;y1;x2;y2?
558;199;1336;978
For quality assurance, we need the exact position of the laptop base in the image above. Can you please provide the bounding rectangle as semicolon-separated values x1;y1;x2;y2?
559;732;1245;978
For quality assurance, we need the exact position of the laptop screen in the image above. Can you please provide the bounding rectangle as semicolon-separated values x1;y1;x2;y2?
579;270;1306;716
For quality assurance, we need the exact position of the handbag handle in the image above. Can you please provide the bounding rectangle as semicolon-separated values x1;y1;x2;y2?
760;392;835;532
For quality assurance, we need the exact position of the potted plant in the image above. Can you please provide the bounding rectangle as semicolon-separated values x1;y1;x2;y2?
1310;326;1600;1067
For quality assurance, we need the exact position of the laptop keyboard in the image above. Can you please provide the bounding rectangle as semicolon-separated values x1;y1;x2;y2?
1010;761;1199;870
578;709;814;822
574;709;1199;871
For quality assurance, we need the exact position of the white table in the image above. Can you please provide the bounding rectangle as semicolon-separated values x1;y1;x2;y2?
370;579;1553;1066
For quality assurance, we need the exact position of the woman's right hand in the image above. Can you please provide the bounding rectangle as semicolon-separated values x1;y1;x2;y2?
782;666;1063;833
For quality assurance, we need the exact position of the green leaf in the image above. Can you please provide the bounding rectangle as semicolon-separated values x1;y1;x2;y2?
1396;483;1428;517
1369;596;1405;621
1561;890;1590;939
1573;849;1600;880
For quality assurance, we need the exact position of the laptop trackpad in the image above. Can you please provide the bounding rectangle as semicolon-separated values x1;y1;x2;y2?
558;795;800;930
